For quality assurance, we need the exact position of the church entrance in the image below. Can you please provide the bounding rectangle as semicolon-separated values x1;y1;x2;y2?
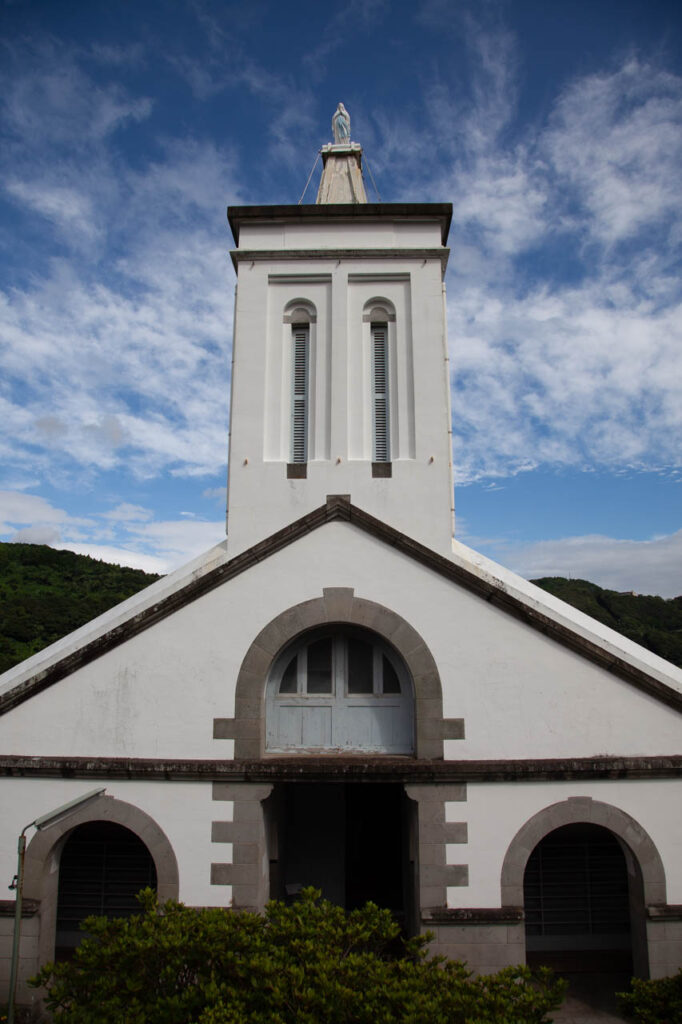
266;783;415;932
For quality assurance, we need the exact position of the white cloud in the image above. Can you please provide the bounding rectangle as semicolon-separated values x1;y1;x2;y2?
545;58;682;248
0;490;84;530
53;543;168;575
0;489;224;573
203;486;227;502
101;503;154;523
89;517;225;572
5;180;98;239
490;529;682;599
12;526;62;545
432;50;682;484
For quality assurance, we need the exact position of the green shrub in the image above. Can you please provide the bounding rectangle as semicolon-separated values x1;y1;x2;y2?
31;888;566;1024
617;970;682;1024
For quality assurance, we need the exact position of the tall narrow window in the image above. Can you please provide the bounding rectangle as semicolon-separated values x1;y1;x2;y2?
290;324;309;465
371;323;390;463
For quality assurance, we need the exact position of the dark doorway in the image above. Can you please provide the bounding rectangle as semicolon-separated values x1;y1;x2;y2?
56;821;157;959
524;823;633;974
267;783;414;931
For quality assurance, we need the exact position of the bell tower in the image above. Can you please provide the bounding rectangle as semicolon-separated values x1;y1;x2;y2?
225;107;454;556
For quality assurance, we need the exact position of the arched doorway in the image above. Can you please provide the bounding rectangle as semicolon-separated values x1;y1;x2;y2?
524;823;633;976
55;821;157;959
24;793;179;968
501;797;665;981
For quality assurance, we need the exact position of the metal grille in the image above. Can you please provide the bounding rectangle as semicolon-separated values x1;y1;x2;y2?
371;324;390;462
524;824;630;948
290;325;309;463
56;822;157;955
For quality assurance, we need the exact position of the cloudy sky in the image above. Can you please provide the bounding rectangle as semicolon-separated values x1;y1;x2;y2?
1;0;680;596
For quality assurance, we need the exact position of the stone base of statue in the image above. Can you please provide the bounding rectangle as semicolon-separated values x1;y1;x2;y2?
316;143;368;204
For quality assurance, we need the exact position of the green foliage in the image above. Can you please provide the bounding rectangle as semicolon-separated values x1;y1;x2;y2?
31;888;566;1024
0;542;160;673
532;577;682;669
617;970;682;1024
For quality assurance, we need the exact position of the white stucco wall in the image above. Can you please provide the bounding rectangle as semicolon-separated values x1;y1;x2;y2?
0;777;231;908
446;778;682;908
1;523;679;763
227;226;455;557
1;521;679;922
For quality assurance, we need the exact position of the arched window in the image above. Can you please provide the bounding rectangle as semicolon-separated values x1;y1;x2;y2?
364;300;396;474
283;302;315;476
266;627;414;754
56;821;157;959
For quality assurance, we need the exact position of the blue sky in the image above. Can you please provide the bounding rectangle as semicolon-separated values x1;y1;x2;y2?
0;0;680;597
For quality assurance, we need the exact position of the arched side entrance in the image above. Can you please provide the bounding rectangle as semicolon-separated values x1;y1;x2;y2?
55;821;158;959
225;588;447;760
524;823;633;974
501;798;667;979
24;794;179;968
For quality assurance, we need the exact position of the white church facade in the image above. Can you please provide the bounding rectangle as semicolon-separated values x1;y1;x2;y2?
1;119;681;1011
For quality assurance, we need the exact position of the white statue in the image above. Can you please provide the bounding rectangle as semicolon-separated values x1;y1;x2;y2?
332;102;351;144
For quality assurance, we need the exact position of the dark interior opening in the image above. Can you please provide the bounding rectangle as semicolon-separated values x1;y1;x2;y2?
524;822;633;976
56;821;157;959
267;782;414;932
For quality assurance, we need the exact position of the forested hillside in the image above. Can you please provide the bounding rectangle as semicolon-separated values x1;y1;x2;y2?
532;577;682;669
0;542;160;673
0;542;680;675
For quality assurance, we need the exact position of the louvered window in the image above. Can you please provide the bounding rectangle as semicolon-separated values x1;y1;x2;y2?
371;323;390;462
290;324;309;464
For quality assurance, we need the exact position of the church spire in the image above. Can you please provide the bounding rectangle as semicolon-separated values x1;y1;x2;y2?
316;102;368;204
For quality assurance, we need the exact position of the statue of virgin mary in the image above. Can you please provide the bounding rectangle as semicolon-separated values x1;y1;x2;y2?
332;103;351;144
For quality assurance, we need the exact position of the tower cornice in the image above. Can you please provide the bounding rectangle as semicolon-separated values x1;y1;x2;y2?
227;203;453;247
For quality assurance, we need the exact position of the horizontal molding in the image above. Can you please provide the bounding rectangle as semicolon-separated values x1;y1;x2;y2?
647;904;682;921
227;203;453;247
231;249;450;275
422;906;524;925
0;898;39;918
269;274;332;284
350;272;410;282
1;755;679;783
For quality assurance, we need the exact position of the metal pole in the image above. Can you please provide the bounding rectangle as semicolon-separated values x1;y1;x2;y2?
7;830;27;1024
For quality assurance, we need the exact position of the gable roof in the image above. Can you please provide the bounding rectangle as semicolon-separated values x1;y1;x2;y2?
1;494;681;717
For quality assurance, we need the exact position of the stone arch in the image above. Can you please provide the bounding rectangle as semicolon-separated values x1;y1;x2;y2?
232;588;444;759
362;296;396;322
500;797;666;907
501;797;666;977
24;793;179;967
283;297;317;323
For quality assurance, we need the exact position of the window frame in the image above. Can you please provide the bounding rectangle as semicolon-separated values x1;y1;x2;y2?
272;629;407;700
